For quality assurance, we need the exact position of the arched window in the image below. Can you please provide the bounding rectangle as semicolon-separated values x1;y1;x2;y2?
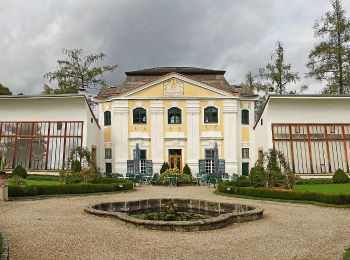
241;109;249;125
104;111;111;126
168;107;181;124
133;108;147;124
204;106;218;123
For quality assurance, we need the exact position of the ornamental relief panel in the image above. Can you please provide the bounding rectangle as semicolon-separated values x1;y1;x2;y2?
163;79;184;96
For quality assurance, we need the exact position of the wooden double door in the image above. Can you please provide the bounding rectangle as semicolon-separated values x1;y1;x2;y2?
169;149;182;173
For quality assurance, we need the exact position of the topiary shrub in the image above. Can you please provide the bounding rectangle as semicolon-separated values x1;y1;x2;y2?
332;168;349;183
182;164;191;176
71;160;82;173
160;161;169;174
249;165;267;188
11;165;28;179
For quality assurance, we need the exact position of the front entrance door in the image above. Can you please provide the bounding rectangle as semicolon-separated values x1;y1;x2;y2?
169;149;182;173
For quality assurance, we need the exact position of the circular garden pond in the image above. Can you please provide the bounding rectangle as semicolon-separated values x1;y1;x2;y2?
85;198;264;231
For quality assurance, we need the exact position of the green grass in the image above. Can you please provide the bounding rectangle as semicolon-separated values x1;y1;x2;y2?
214;190;350;208
294;184;350;195
344;248;350;260
6;179;62;186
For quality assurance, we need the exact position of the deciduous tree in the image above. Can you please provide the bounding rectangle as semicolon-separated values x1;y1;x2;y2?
43;48;117;94
306;0;350;94
0;83;12;95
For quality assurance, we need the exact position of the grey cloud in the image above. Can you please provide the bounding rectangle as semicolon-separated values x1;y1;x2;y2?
0;0;348;94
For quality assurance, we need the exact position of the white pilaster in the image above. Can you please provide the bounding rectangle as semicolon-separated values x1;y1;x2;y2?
112;100;129;174
223;99;238;175
150;100;164;173
186;100;200;172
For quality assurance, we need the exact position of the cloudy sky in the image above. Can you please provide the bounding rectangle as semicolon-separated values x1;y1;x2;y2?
0;0;349;95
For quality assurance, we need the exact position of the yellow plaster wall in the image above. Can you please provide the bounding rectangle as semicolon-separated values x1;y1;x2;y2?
241;127;250;142
199;100;224;158
132;80;220;98
128;100;152;160
101;102;112;143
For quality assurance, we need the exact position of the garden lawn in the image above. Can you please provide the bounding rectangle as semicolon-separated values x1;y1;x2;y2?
295;184;350;195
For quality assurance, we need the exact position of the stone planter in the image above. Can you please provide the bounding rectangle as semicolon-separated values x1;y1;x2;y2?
0;176;6;187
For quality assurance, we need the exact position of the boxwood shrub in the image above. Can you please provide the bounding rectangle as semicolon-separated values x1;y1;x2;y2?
295;178;333;185
9;180;133;197
217;182;350;205
27;174;60;181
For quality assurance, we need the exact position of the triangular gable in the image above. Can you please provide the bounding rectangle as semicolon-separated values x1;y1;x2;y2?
119;73;232;98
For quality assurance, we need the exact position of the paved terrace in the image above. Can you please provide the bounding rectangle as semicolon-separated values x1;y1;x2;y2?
0;186;350;260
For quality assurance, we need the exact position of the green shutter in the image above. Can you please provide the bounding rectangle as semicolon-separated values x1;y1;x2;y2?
219;160;225;176
127;160;134;175
242;163;249;176
145;160;153;175
199;160;206;174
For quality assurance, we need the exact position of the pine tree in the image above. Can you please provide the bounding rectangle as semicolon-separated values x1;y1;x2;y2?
259;41;300;94
307;0;350;94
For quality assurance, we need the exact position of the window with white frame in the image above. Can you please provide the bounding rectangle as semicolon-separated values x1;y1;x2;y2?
105;148;112;159
205;149;215;174
242;148;249;159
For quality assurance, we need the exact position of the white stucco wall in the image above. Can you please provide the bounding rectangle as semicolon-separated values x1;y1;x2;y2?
0;95;101;171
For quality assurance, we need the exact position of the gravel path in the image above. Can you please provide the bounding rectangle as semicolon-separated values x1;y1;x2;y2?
0;186;350;260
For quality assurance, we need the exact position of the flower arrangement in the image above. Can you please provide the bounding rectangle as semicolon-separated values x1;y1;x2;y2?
163;167;180;177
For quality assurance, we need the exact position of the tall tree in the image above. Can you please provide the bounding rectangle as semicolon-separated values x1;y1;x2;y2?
307;0;350;94
243;71;268;119
44;48;117;94
259;41;300;94
0;83;12;95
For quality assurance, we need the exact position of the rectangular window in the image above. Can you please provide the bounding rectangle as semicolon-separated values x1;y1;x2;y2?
105;148;112;159
105;163;112;174
242;162;249;176
133;149;147;174
261;119;263;125
242;148;249;159
205;149;215;174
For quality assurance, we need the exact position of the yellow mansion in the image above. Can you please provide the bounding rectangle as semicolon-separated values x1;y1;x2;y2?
95;67;257;176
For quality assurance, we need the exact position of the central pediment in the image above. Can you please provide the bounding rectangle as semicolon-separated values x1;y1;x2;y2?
121;73;233;98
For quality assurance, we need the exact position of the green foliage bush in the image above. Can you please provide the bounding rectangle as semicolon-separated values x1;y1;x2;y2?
7;176;27;187
236;176;252;187
217;182;350;205
8;180;133;197
153;173;195;186
332;169;349;184
11;165;28;179
71;160;82;173
182;164;191;176
295;178;333;185
249;165;267;188
160;161;170;174
27;174;59;181
65;173;83;184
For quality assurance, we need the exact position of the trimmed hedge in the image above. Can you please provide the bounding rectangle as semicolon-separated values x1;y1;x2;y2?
9;180;133;197
27;174;60;181
295;178;333;185
217;183;350;205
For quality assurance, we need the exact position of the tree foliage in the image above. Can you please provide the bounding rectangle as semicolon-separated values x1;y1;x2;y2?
306;0;350;94
0;83;12;95
259;41;300;94
43;48;117;94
